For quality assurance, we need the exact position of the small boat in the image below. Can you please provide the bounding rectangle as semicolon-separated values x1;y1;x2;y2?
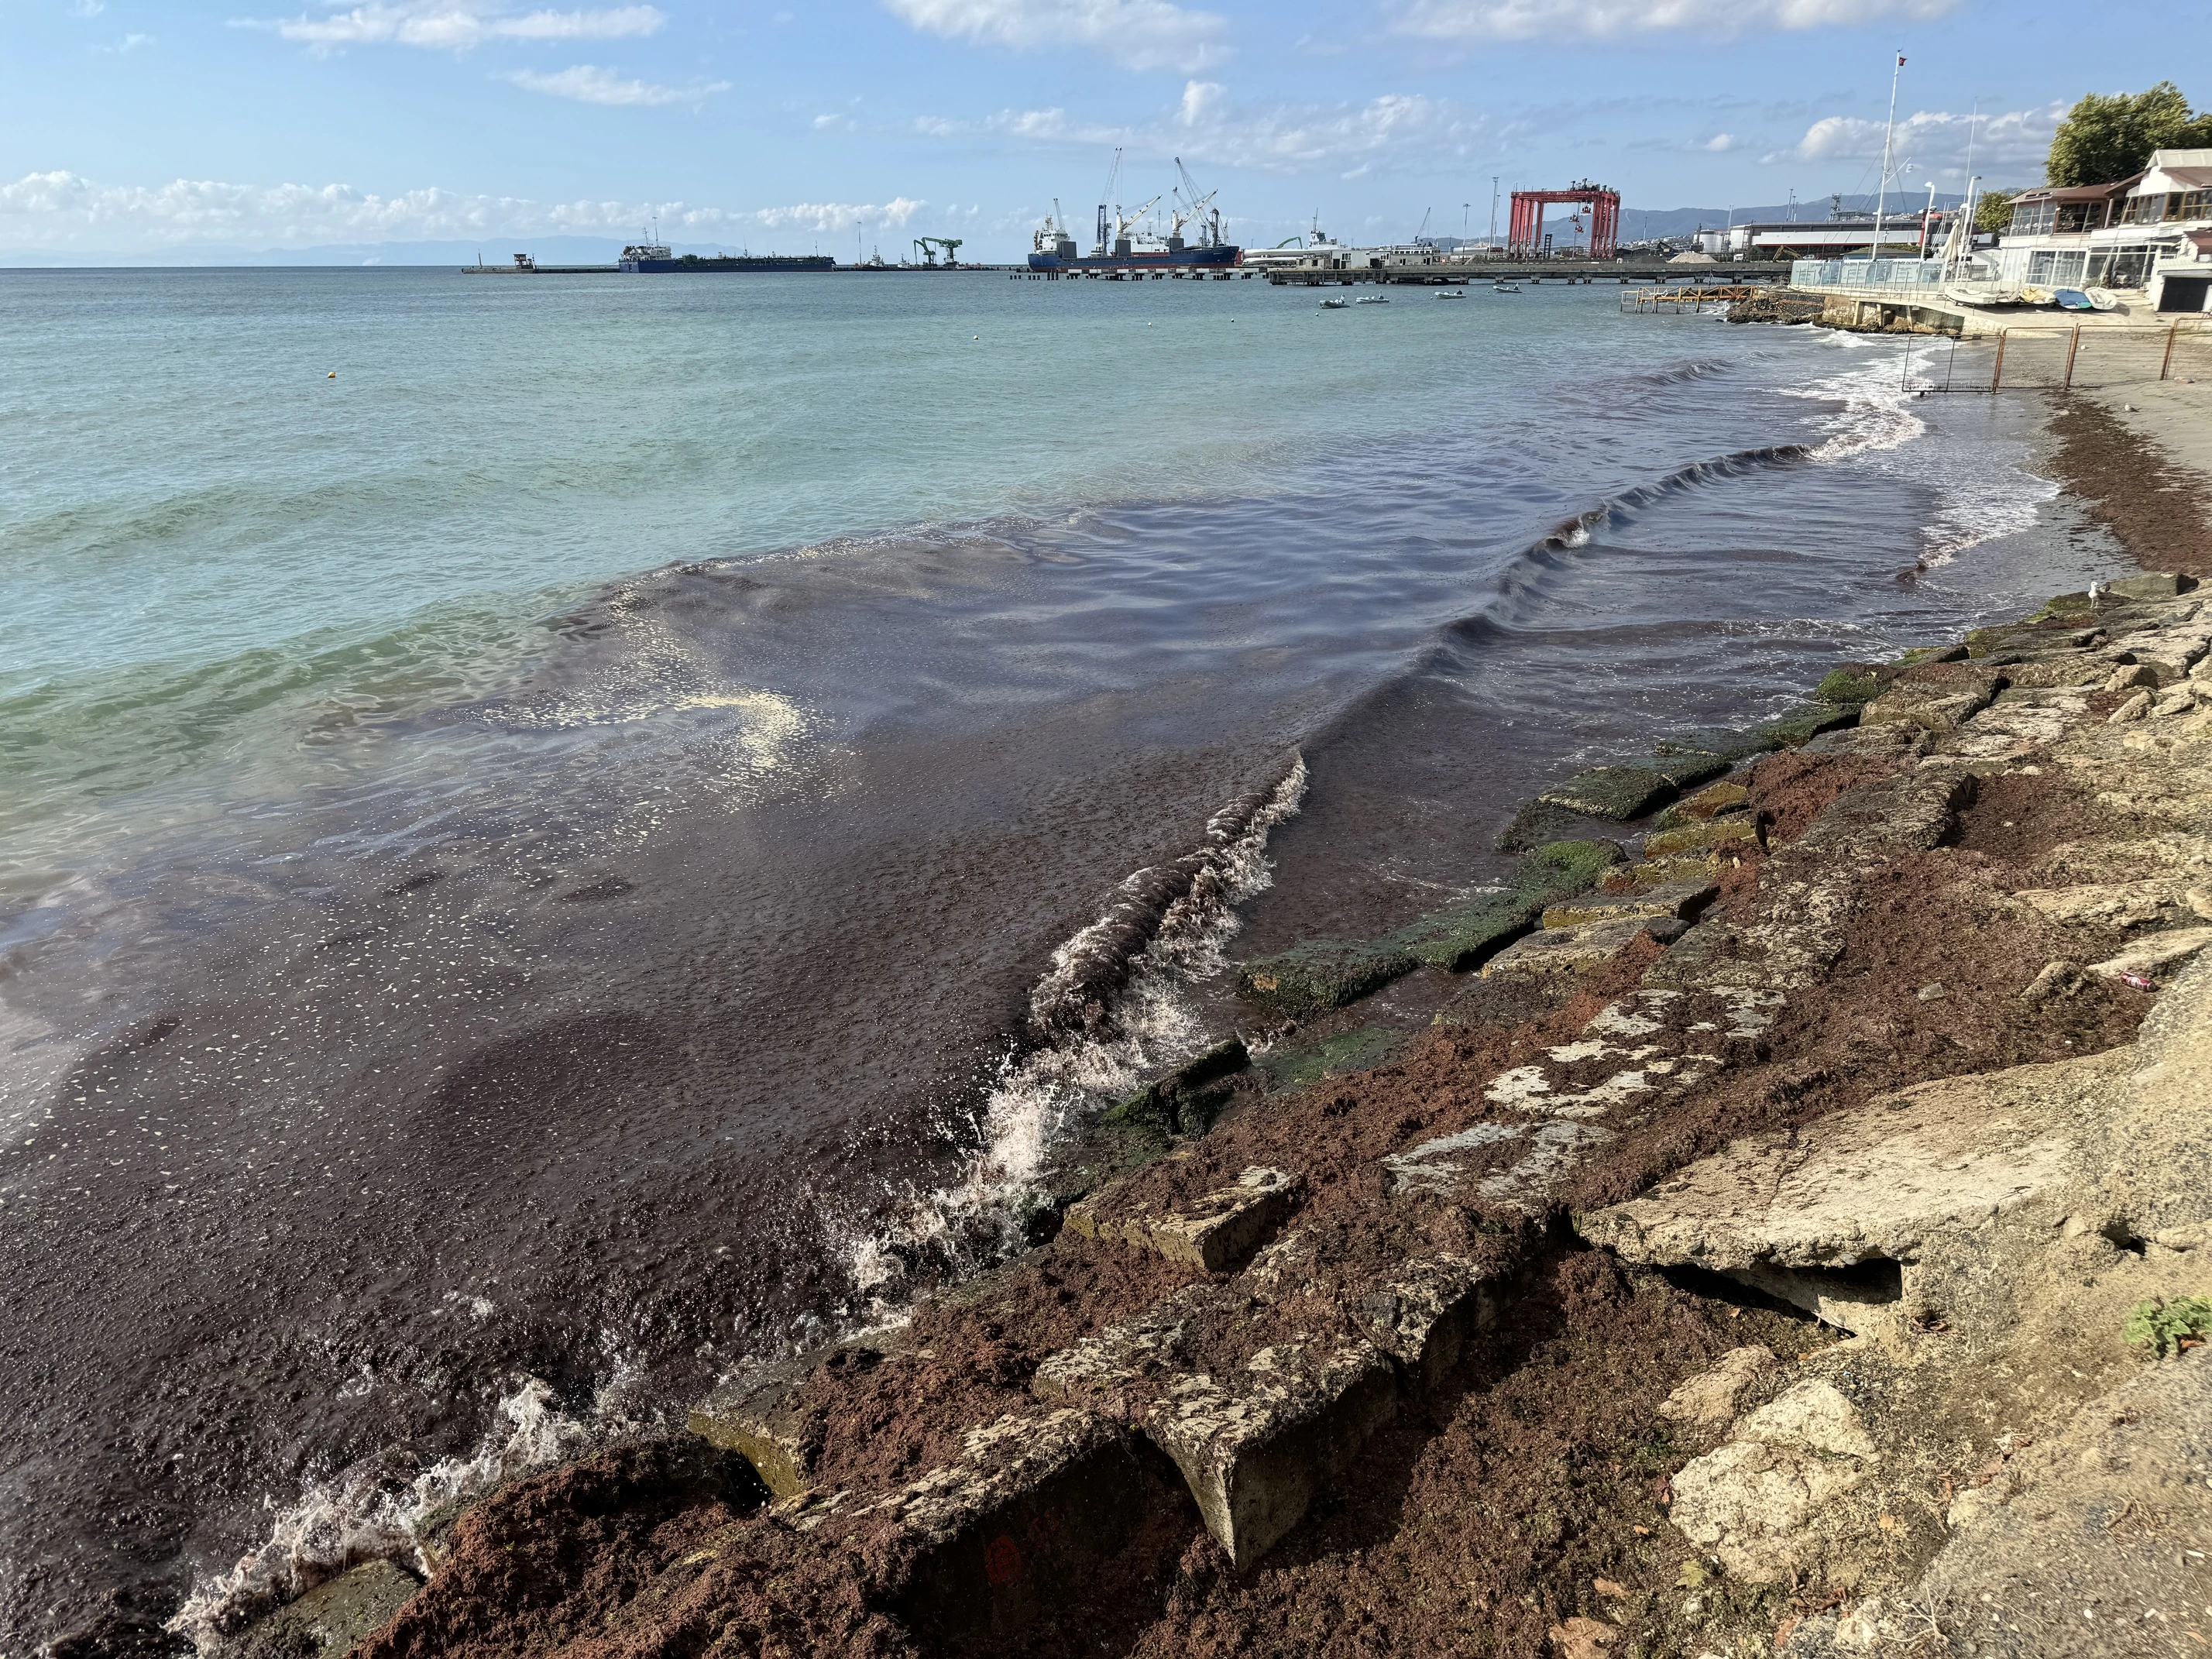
1355;294;1389;305
1492;281;1521;294
2083;286;2121;311
2053;288;2095;312
1437;290;1465;299
1317;297;1349;309
1943;283;2022;307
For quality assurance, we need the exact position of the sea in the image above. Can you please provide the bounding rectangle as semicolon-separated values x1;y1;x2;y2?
0;266;2128;1654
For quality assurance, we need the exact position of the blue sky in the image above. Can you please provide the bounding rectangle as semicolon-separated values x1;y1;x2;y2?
0;0;2201;259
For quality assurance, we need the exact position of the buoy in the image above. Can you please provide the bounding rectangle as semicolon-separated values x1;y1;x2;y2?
327;370;336;378
973;335;979;340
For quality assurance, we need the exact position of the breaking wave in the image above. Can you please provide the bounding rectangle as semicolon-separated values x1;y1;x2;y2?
1534;445;1813;552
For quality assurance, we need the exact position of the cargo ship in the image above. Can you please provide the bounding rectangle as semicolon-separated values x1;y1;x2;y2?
1026;154;1241;273
619;243;835;273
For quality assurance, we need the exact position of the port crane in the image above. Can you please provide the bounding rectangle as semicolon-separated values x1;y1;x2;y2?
1115;195;1162;248
912;236;963;267
1173;157;1221;246
1094;148;1121;256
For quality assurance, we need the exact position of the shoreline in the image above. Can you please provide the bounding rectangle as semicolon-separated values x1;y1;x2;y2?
201;390;2212;1657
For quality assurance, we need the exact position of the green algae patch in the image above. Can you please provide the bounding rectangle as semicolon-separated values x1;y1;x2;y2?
1651;779;1750;830
1657;729;1783;764
1540;765;1677;823
1498;798;1599;853
1757;703;1860;748
1237;939;1418;1022
1643;817;1760;858
1396;839;1626;971
1813;665;1891;705
1893;644;1969;667
1259;1025;1403;1094
1106;1037;1251;1138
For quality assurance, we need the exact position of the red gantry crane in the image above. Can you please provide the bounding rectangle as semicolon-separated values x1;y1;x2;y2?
1506;180;1621;259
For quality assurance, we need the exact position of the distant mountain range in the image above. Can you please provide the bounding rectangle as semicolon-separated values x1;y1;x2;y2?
2;194;2001;267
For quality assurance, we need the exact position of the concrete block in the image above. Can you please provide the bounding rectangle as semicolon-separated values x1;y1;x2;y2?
1065;1166;1300;1273
1480;917;1653;977
1539;764;1677;822
1540;878;1716;930
1145;1340;1400;1568
1642;817;1759;858
2108;572;2197;600
222;1560;421;1659
869;1410;1163;1643
1357;1255;1497;1393
689;1353;820;1497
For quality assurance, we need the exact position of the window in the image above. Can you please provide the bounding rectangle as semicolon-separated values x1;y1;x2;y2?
2008;201;2054;237
2087;245;2154;289
2028;249;2056;283
2124;194;2169;225
2166;191;2212;223
2052;250;2087;287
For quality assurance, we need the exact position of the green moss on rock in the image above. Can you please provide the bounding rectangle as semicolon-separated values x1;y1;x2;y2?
1259;1025;1403;1094
1395;839;1626;970
1814;664;1891;705
1757;703;1860;747
1237;939;1418;1021
1540;764;1678;823
1657;729;1783;763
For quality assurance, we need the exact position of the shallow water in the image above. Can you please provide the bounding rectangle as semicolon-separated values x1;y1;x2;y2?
0;268;2124;1650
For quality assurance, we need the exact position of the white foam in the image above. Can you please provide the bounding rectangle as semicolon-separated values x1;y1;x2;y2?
829;757;1308;1320
167;1371;649;1653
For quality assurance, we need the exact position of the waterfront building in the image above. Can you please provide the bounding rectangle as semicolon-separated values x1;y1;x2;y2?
1993;149;2212;311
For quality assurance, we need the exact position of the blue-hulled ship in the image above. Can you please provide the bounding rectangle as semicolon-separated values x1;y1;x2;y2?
1026;158;1241;273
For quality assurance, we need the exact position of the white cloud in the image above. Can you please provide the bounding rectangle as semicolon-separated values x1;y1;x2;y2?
881;0;1228;71
754;198;926;232
504;64;720;103
1397;0;1952;40
70;0;106;15
246;2;664;50
935;80;1496;175
1702;132;1737;152
0;170;924;252
1772;101;2064;173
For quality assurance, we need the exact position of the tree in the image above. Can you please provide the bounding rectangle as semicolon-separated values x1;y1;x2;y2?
2045;82;2207;186
1974;189;2015;235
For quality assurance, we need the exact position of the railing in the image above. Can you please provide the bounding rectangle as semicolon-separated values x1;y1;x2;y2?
1923;321;2212;391
1790;258;1949;290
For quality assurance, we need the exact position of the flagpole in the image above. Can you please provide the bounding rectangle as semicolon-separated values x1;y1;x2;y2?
1870;50;1903;277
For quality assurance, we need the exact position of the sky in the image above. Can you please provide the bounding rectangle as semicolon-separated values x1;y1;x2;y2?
0;0;2203;261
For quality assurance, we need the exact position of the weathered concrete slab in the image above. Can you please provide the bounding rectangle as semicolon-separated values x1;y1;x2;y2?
221;1560;421;1659
1669;1381;1877;1583
1479;916;1654;977
1145;1340;1399;1568
1859;677;1997;733
2087;925;2212;984
1650;778;1750;826
867;1409;1164;1642
689;1352;821;1497
1540;878;1715;930
1357;1255;1497;1393
2017;878;2208;929
1641;817;1759;857
1540;765;1678;822
1065;1166;1300;1273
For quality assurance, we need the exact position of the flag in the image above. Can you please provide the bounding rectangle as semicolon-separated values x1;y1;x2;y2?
1898;53;1907;65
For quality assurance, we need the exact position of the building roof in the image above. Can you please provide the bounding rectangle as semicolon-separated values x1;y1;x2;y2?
2014;177;2140;205
2152;167;2212;189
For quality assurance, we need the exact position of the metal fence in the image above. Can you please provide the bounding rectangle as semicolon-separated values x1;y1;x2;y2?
1918;324;2212;391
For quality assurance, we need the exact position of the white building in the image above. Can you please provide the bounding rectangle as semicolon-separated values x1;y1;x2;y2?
1995;149;2212;311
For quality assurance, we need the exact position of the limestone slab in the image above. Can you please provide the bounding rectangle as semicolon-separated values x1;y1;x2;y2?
1065;1166;1300;1273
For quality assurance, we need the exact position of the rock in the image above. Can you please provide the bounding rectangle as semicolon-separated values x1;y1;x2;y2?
1540;879;1716;930
1036;1304;1401;1569
1480;917;1655;977
1812;665;1891;705
1547;1614;1621;1657
2002;656;2114;689
2107;572;2198;600
1791;768;1975;855
1109;1038;1251;1136
1395;840;1625;971
863;1409;1162;1644
1915;981;1947;1002
1641;817;1759;858
1891;644;1968;666
2104;662;2160;692
1667;1382;1876;1582
221;1560;421;1659
1757;703;1861;747
1656;728;1783;764
2021;959;2087;1002
1540;765;1679;822
1656;1345;1776;1434
1064;1166;1300;1273
1236;938;1417;1020
1357;1254;1498;1394
1650;779;1750;828
1860;677;1997;733
690;1352;824;1498
2086;926;2212;984
1145;1340;1399;1568
1497;798;1603;853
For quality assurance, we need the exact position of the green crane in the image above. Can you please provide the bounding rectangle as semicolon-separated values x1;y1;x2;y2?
912;236;964;267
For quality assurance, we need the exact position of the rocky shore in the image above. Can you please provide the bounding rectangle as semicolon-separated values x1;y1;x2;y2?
210;415;2212;1659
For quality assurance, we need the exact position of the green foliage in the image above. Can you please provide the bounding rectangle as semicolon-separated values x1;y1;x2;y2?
2046;82;2204;187
2123;1295;2212;1358
1973;189;2015;235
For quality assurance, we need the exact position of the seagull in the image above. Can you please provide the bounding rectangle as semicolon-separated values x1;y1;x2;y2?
2089;579;2107;611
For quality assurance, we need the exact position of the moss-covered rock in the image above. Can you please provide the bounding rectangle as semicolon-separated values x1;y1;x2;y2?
1813;664;1891;705
1757;703;1859;748
1657;729;1784;763
1643;817;1760;857
1892;644;1968;667
1257;1025;1403;1094
1396;839;1626;970
1651;779;1750;830
1236;939;1418;1021
1106;1038;1251;1137
1540;764;1678;822
1496;797;1601;853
